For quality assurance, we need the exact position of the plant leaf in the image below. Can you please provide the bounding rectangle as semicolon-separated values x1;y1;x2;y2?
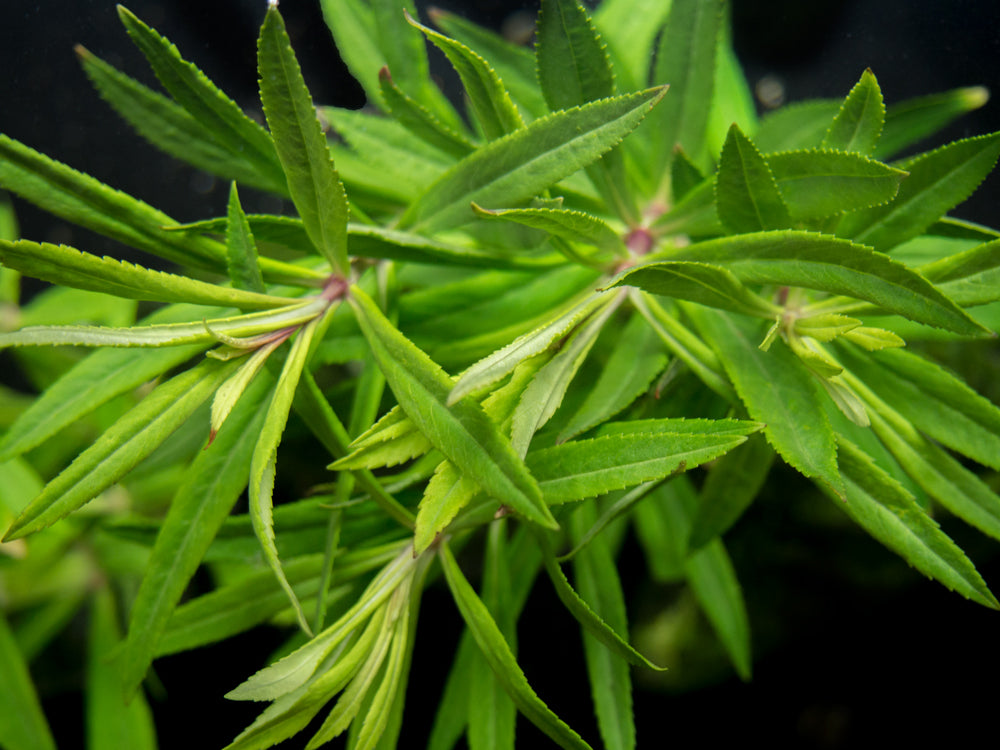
0;612;56;750
226;183;267;294
528;420;758;505
557;314;667;443
472;204;626;257
249;316;322;635
377;68;475;160
754;100;841;154
0;239;287;309
76;45;288;196
608;261;780;318
258;4;349;275
4;358;237;540
399;87;666;233
821;68;885;155
439;543;593;750
920;237;1000;307
767;149;907;220
120;373;272;697
837;132;1000;251
666;230;987;336
875;85;990;160
349;286;553;529
833;436;997;608
716;123;791;233
116;6;285;192
685;306;844;496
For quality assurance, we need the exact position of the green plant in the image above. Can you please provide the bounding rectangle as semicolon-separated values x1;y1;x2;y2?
1;0;999;747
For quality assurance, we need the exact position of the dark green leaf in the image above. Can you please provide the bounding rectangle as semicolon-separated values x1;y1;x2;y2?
754;100;840;154
258;5;349;274
716;123;791;233
0;612;56;750
226;184;266;294
377;68;475;160
821;69;885;155
876;86;990;160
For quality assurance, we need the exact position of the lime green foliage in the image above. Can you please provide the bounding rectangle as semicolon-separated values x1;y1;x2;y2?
1;1;999;748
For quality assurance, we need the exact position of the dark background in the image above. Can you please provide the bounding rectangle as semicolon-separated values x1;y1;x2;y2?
2;1;1000;748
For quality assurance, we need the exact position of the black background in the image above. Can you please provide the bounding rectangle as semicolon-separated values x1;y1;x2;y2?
2;1;1000;748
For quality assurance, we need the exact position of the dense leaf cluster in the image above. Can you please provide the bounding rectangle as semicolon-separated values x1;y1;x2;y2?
1;1;999;748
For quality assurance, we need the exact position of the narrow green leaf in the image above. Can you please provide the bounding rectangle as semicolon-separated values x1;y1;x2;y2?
472;204;626;257
120;374;272;698
86;590;157;750
407;11;523;141
76;45;288;196
768;149;907;220
666;230;987;336
876;85;990;160
0;239;287;309
608;261;780;318
400;87;666;233
320;0;384;109
920;237;1000;307
837;345;1000;470
558;314;668;443
528;420;758;505
0;305;207;462
540;533;662;673
350;285;553;529
670;147;706;203
646;0;724;184
226;183;266;294
0;612;56;750
705;20;758;158
250;316;322;635
833;436;997;609
117;6;284;191
414;461;479;555
440;543;593;750
258;5;349;275
716;123;791;233
567;503;635;750
838;132;1000;251
510;293;621;454
821;68;885;155
685;306;844;496
377;68;475;160
448;289;615;406
4;358;237;540
592;0;672;92
428;7;548;118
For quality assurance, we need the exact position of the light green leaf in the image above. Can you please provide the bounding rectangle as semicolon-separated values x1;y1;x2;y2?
920;237;1000;307
0;612;56;750
120;374;272;698
685;306;844;496
258;5;349;275
249;316;322;635
407;11;523;141
439;543;593;750
0;297;325;349
567;503;635;750
608;261;780;318
646;0;724;185
472;204;626;257
350;285;553;529
833;436;997;609
448;288;615;406
767;149;907;220
705;20;758;158
226;183;266;294
837;345;1000;470
116;6;285;193
0;304;207;462
414;461;479;555
716;123;791;233
400;87;666;233
0;239;287;309
428;7;548;119
528;420;758;505
4;358;237;541
558;314;668;443
592;0;672;92
666;230;987;336
376;69;475;160
86;590;157;750
837;132;1000;251
76;45;288;196
320;0;384;109
670;147;706;203
821;68;885;155
876;85;990;160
